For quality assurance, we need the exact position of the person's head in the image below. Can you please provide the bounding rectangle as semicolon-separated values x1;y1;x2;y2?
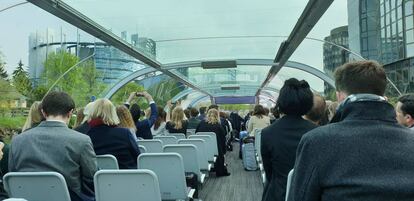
253;105;267;118
334;60;387;102
184;108;190;119
154;106;166;130
396;94;414;127
271;107;280;119
207;108;220;124
304;93;327;125
199;107;207;115
74;108;84;128
276;78;313;116
171;106;185;129
264;107;270;116
88;99;120;126
190;108;199;118
326;101;339;121
129;103;141;122
41;92;75;123
144;107;151;119
22;101;44;131
82;101;95;123
208;105;219;111
116;105;137;132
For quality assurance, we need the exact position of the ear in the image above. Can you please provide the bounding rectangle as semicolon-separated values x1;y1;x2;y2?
336;91;347;102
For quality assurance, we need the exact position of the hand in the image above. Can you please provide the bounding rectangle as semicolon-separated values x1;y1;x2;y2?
142;91;154;102
127;92;136;103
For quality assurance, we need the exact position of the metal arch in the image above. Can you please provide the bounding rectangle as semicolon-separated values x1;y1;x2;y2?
103;59;334;99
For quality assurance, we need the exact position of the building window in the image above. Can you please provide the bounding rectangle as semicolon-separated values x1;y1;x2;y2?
406;16;414;30
406;1;413;15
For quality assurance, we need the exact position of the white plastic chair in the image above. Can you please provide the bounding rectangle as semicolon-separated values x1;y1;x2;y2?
96;154;119;170
285;169;294;201
178;139;211;171
138;145;147;153
188;135;216;163
169;133;186;140
187;129;196;136
255;130;262;163
3;199;28;201
163;144;206;184
138;140;163;153
138;153;195;200
153;136;178;145
94;169;161;201
196;132;219;156
4;172;71;201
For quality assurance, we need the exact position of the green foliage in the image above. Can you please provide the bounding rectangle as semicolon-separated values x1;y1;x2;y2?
12;60;32;97
147;78;182;107
111;82;145;105
0;53;8;80
0;116;26;130
30;86;48;102
219;104;252;111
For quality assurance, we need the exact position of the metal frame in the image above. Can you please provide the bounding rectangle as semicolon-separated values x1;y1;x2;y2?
256;0;334;96
103;59;334;99
28;0;213;97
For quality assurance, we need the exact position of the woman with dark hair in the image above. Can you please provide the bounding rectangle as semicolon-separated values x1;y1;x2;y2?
126;91;158;139
261;78;317;201
247;104;270;136
151;106;167;136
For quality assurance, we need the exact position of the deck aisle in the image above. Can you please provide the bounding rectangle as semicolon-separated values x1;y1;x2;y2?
199;142;263;201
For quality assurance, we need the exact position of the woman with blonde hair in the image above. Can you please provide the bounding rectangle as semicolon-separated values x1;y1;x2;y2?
196;108;230;176
166;106;188;134
22;101;44;132
116;105;138;140
87;98;140;169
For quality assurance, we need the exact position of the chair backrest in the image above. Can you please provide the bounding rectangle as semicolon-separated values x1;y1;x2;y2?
94;169;161;201
138;153;188;200
138;140;163;153
138;145;147;153
96;154;119;170
169;133;186;140
255;130;262;161
188;135;215;162
3;199;28;201
163;144;202;180
187;129;196;136
285;169;294;201
196;132;218;156
178;139;209;170
153;136;178;145
4;172;71;201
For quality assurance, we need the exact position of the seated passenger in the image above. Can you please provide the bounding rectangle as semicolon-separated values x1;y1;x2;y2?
288;61;414;201
395;94;414;129
187;107;201;129
21;101;44;132
166;105;188;134
116;105;138;141
9;92;97;201
87;99;140;169
261;78;316;201
197;106;207;121
151;106;167;136
247;105;270;136
126;91;158;139
196;109;230;177
74;102;95;134
303;93;327;126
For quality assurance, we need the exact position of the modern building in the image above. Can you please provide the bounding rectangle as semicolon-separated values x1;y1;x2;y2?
28;28;156;86
347;0;414;93
323;25;350;77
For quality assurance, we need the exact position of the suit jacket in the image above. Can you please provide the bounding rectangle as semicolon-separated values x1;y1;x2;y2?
261;115;316;201
126;103;157;139
187;117;201;129
9;121;97;200
288;101;414;201
87;125;140;169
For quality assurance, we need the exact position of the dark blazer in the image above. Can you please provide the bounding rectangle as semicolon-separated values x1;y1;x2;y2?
288;101;414;201
125;102;158;139
187;117;201;129
87;125;140;169
74;122;90;134
261;115;316;201
9;121;97;200
166;121;188;134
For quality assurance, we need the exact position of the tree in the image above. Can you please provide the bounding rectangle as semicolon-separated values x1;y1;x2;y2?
111;82;145;105
0;54;8;80
12;60;32;97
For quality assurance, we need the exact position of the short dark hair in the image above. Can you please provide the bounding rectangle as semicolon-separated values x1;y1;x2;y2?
184;109;190;119
398;94;414;117
271;107;280;119
276;78;313;116
253;105;266;118
41;91;75;116
190;108;199;117
199;107;207;115
129;103;141;122
334;60;387;96
208;105;219;111
305;93;327;124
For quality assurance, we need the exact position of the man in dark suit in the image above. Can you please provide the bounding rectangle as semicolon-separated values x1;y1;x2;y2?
9;92;97;201
288;61;414;201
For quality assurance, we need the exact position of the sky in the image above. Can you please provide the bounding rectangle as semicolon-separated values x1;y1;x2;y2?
0;0;348;91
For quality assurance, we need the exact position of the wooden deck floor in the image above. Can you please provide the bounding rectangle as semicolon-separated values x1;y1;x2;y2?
198;142;263;201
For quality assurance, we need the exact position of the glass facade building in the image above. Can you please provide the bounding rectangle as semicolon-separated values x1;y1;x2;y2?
323;25;350;77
